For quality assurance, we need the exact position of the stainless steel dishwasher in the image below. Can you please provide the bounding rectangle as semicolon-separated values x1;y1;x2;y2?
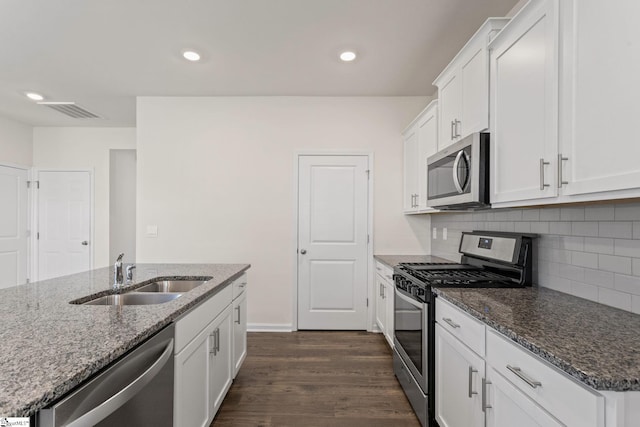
37;324;174;427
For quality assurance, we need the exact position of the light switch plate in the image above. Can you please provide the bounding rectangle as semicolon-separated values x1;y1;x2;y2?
432;227;437;239
146;225;158;238
443;227;448;240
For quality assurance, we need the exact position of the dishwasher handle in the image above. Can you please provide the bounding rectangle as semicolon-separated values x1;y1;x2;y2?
66;338;174;427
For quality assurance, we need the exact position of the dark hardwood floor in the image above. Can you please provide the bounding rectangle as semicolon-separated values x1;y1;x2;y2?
211;331;421;427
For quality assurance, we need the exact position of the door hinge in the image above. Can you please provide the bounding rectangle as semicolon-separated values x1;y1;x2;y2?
37;232;40;240
27;180;39;189
365;169;370;179
366;298;369;307
26;278;30;284
367;234;370;244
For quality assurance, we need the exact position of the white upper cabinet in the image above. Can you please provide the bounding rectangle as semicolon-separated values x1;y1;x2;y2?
434;18;510;150
559;0;640;198
403;100;439;214
489;0;560;205
490;0;640;208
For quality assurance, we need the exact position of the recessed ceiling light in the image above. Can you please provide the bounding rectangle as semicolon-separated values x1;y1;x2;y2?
339;51;357;62
25;92;44;101
183;50;201;62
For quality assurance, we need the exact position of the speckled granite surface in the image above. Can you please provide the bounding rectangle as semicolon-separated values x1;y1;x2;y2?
0;263;249;417
374;254;453;268
433;286;640;392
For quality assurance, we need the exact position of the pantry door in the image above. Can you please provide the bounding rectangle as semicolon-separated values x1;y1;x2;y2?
37;170;92;280
0;165;28;289
297;155;370;330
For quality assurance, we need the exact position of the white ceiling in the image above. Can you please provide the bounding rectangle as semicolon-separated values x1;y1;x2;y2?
0;0;520;127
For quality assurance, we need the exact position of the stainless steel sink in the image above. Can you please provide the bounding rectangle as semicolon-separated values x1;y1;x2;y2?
135;279;209;293
82;292;182;306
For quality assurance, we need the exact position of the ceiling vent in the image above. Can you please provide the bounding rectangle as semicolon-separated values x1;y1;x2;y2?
37;102;100;119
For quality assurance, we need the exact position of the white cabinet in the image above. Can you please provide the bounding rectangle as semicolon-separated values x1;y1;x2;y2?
485;366;563;427
485;329;604;427
208;306;233;419
402;100;439;214
558;0;640;198
490;0;640;208
489;0;560;205
435;323;485;427
434;18;510;150
174;281;239;427
374;261;394;347
232;281;247;378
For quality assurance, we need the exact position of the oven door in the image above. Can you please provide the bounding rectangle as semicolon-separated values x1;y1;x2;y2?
394;287;428;393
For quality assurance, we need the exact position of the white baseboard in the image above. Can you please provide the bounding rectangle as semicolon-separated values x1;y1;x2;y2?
247;323;294;332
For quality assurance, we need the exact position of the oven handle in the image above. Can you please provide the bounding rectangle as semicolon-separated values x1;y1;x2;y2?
394;287;423;309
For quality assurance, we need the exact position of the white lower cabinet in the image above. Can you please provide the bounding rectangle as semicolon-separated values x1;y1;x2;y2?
174;275;248;427
485;366;563;427
435;323;485;427
232;288;247;378
374;261;394;347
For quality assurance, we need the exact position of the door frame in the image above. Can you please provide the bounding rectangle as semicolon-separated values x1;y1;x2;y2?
31;168;95;282
292;151;374;332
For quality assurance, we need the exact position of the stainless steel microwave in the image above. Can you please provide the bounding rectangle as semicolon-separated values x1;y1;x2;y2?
426;132;489;209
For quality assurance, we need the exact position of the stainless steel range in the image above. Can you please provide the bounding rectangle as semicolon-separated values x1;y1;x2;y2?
392;231;535;427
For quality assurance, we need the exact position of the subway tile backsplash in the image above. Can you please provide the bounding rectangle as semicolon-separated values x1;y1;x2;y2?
430;201;640;313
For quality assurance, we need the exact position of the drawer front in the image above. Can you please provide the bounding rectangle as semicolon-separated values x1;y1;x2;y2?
436;297;485;357
232;273;248;300
175;284;233;354
486;329;604;427
375;261;393;283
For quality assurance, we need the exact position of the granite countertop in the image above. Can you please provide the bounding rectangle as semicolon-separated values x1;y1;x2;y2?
0;263;250;417
433;286;640;392
374;254;453;268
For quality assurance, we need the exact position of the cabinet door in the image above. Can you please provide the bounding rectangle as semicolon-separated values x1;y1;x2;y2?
461;42;489;136
209;305;233;419
384;281;394;347
416;102;438;211
403;127;419;212
560;0;640;197
174;324;211;427
485;366;563;427
490;0;559;205
375;274;387;336
232;290;247;378
435;324;485;427
438;72;462;150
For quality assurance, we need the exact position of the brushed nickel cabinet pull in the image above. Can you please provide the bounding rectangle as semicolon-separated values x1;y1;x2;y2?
482;378;492;412
442;317;460;329
540;158;550;190
468;366;478;398
506;365;542;388
558;153;569;187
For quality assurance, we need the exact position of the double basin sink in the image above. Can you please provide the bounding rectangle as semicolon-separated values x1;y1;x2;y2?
76;278;212;306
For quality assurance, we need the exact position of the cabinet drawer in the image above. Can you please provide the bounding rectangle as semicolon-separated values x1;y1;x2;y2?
486;328;604;427
436;297;485;357
232;273;247;300
375;261;393;283
175;284;232;354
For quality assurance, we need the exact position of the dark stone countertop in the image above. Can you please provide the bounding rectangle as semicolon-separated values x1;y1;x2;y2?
0;263;250;417
433;286;640;392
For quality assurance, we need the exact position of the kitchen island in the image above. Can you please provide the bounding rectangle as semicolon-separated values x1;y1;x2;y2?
0;263;249;418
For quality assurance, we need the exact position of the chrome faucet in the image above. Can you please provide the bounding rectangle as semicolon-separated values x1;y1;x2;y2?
114;253;124;289
126;264;136;283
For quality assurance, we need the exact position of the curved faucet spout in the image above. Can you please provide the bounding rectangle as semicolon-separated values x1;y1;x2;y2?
114;253;125;289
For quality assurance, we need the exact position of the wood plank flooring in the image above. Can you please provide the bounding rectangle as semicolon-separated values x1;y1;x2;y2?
211;331;421;427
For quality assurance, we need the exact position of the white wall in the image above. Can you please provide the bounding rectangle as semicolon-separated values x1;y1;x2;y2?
0;115;32;167
33;127;136;268
137;96;431;328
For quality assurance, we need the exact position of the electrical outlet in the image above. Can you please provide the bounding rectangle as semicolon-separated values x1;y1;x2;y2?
443;227;448;240
432;227;437;239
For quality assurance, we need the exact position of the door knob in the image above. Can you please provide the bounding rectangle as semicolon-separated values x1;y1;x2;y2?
81;241;89;246
300;249;307;254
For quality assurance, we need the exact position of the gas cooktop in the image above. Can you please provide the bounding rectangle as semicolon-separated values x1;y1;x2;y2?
394;231;536;289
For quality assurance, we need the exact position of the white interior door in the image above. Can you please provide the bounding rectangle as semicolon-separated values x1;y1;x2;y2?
37;171;91;280
297;155;369;330
0;165;28;289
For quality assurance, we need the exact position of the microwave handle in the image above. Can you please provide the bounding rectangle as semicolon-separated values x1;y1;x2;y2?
452;150;468;194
